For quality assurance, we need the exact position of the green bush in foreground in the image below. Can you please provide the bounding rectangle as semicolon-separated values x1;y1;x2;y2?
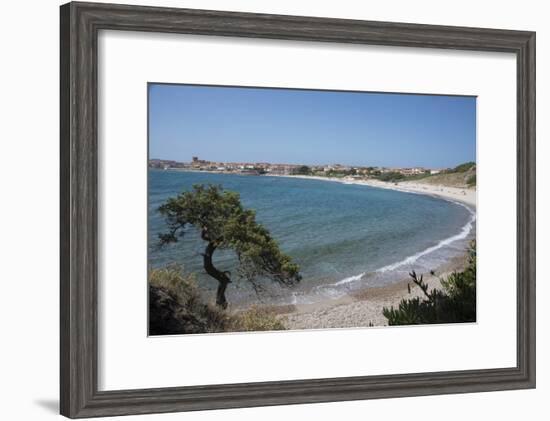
149;265;285;335
149;266;228;335
382;241;476;325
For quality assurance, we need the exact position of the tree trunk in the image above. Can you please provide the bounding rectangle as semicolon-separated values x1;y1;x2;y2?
203;241;230;309
215;281;229;309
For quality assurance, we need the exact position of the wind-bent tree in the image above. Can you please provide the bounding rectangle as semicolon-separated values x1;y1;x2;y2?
157;184;301;308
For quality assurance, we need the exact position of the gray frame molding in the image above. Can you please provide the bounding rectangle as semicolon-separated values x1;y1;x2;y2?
60;1;536;418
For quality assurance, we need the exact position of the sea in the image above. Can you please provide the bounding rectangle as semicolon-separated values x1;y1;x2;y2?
148;170;475;307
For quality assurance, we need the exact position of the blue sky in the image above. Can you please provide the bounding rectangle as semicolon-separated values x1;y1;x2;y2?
148;84;476;169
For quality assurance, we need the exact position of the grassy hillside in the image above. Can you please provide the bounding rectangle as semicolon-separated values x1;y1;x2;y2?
148;265;286;335
401;162;476;189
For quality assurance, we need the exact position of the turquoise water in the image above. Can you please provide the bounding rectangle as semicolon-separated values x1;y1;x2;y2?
148;170;475;306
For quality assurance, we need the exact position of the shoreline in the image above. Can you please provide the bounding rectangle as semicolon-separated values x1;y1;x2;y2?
158;168;476;208
261;174;476;328
267;173;476;208
275;251;470;329
158;169;477;328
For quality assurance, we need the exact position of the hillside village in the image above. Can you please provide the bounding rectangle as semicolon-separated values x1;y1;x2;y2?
149;157;476;188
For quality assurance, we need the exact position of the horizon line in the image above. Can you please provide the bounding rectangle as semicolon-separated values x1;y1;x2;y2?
148;157;474;170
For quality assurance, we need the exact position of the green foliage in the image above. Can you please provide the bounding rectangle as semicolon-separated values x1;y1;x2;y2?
292;165;312;175
374;171;406;182
149;266;287;334
320;167;358;178
324;169;344;178
253;166;267;175
149;265;230;335
406;171;432;180
466;174;476;187
157;184;301;304
383;241;476;325
149;264;198;298
448;162;476;173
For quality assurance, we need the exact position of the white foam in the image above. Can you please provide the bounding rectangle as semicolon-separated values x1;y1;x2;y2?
285;195;476;303
333;272;365;286
321;199;475;290
310;273;366;301
376;201;475;273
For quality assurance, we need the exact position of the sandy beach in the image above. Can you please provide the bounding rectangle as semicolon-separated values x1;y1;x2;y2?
170;170;477;208
268;174;476;329
278;253;469;329
163;170;476;329
272;174;476;208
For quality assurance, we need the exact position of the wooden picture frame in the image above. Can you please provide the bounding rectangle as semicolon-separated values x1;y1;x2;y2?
60;1;535;418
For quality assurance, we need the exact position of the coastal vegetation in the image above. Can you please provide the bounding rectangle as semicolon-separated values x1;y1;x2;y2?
282;160;476;188
148;174;476;333
149;266;285;335
382;241;476;325
412;163;476;188
310;164;476;188
369;162;476;185
447;161;476;173
157;184;301;308
292;165;313;175
150;157;477;189
372;171;406;182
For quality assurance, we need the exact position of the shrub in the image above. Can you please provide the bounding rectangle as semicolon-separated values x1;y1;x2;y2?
231;306;286;331
149;265;286;335
375;171;405;182
466;174;476;187
149;265;231;335
382;241;476;325
292;165;312;175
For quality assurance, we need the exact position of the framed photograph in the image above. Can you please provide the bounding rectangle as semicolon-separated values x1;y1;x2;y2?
60;1;535;418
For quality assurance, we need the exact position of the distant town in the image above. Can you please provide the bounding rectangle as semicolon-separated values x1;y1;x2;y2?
148;156;454;182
